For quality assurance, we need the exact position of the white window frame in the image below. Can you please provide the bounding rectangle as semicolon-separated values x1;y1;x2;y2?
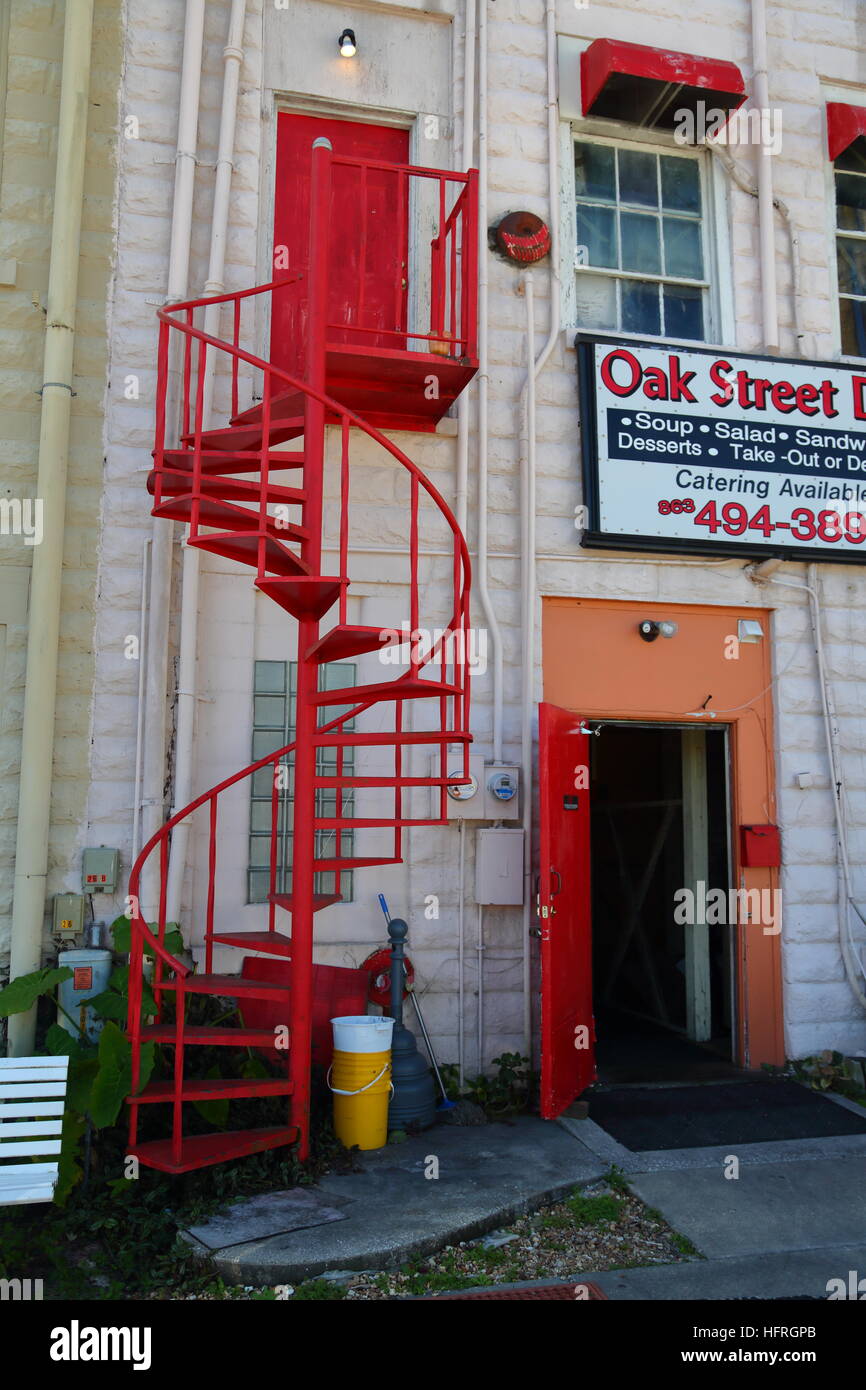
560;121;735;350
820;81;866;363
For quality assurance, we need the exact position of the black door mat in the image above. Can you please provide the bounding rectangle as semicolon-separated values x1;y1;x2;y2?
588;1078;866;1151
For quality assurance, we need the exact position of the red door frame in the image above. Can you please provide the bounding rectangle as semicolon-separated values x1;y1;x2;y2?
538;703;596;1118
271;111;411;377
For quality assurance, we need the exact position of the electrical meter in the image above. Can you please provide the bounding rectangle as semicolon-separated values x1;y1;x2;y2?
488;770;518;804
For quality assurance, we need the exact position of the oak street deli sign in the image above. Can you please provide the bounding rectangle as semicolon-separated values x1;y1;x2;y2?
577;336;866;562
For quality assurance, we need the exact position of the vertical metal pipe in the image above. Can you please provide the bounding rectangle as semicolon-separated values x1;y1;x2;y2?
288;137;332;1160
8;0;95;1054
140;0;206;922
751;0;779;352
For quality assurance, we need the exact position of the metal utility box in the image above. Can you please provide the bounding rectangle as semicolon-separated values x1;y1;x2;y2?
430;751;486;819
53;893;85;939
475;827;525;905
740;824;782;868
82;847;120;894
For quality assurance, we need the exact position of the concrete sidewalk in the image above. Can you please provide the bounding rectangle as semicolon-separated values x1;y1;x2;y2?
181;1116;605;1285
179;1111;866;1296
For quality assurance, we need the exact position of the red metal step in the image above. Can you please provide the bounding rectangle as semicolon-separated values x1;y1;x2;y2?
149;469;305;507
182;419;305;452
156;972;292;1001
189;530;309;577
161;447;305;475
310;675;460;707
231;388;306;427
152;492;307;545
312;856;402;871
315;816;449;829
306;624;400;663
128;1126;297;1174
140;1024;287;1047
271;892;342;913
131;1076;293;1104
208;931;292;957
255;575;346;620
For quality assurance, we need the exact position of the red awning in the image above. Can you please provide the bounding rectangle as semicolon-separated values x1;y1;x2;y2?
581;38;746;131
827;102;866;162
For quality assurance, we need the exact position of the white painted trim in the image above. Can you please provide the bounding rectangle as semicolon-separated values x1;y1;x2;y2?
561;124;734;348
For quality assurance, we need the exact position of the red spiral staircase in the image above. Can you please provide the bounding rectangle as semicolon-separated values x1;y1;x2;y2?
125;141;478;1172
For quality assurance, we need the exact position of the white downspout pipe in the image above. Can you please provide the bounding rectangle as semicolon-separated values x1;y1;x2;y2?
139;0;206;920
751;0;778;353
763;569;866;1013
475;0;504;762
7;0;95;1054
455;0;476;535
166;0;247;922
518;0;560;1061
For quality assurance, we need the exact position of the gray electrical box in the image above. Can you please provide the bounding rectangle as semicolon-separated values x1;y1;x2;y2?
475;828;524;905
53;893;85;938
82;847;120;894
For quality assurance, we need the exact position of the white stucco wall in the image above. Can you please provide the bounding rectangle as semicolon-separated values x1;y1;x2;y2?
87;0;866;1072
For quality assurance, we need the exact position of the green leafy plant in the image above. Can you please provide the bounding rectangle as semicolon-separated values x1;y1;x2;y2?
463;1052;534;1117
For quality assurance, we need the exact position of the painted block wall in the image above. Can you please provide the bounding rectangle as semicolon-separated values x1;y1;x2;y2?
0;0;121;979
86;0;866;1070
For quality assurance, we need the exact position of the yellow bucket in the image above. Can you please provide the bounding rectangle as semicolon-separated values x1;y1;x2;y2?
328;1048;392;1150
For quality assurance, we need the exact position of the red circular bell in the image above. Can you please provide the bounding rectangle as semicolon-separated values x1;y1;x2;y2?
361;947;415;1006
494;211;552;264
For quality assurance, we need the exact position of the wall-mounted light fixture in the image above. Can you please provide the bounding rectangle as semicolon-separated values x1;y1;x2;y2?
737;618;764;643
338;28;357;58
638;619;678;643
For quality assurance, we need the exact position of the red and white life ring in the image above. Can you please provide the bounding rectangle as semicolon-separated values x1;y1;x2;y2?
361;947;415;1007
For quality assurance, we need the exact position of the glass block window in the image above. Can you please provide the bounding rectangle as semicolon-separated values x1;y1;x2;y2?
248;660;356;904
574;141;708;341
835;141;866;357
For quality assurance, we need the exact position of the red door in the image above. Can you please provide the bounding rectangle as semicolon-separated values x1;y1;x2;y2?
538;703;596;1117
272;113;410;379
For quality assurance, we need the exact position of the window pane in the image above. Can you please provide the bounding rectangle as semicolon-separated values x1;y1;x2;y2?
574;141;615;201
577;203;617;268
252;766;275;798
840;297;866;356
249;835;272;869
253;694;286;728
661;156;701;213
248;870;271;904
621;278;660;335
252;728;285;759
663;217;703;279
836;141;866;175
254;660;286;694
837;235;866;296
618;149;658;207
574;271;616;330
663;284;704;340
836;173;866;232
620;212;661;274
250;799;286;834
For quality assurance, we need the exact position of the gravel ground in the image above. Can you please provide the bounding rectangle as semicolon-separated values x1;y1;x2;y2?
340;1181;696;1300
160;1180;698;1300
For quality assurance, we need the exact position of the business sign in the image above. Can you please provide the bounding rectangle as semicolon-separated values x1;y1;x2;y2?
577;336;866;563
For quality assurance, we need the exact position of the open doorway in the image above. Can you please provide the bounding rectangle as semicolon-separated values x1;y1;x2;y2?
590;722;737;1084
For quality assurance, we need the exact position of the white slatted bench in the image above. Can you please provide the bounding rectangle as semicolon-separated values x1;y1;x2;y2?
0;1055;69;1205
